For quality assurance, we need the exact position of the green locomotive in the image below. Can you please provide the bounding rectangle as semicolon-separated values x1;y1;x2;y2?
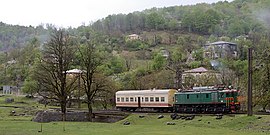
174;86;240;113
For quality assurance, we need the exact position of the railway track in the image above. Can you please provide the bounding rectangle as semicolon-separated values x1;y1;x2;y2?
105;109;270;116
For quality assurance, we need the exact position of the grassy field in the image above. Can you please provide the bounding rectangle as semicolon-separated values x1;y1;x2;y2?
0;95;270;135
0;114;270;135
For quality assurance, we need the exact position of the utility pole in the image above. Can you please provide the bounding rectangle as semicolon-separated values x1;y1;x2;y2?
247;48;253;116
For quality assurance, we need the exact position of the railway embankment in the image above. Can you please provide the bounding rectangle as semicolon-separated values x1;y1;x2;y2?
33;110;128;123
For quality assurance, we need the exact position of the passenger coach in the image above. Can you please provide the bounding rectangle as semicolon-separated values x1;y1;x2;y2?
115;89;177;112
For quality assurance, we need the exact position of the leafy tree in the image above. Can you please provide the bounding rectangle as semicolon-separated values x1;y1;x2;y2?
182;8;221;34
177;35;198;54
22;78;38;96
192;48;204;61
253;36;270;109
188;61;201;69
146;12;165;30
151;53;166;70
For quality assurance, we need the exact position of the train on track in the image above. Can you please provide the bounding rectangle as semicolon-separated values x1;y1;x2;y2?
115;86;240;113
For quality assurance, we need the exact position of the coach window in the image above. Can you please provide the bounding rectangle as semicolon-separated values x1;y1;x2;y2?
117;98;120;102
161;97;165;102
145;97;149;102
121;97;124;102
155;97;159;102
135;97;137;102
141;97;144;102
187;94;189;99
150;97;154;102
196;95;199;98
206;94;209;98
126;97;129;102
130;97;134;102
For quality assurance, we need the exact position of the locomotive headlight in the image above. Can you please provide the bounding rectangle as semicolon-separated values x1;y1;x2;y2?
221;100;223;102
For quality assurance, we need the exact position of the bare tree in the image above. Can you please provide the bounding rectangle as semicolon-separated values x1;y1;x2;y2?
34;28;76;121
78;38;106;121
92;73;118;110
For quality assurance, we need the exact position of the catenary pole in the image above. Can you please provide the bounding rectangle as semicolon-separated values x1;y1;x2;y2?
247;48;253;116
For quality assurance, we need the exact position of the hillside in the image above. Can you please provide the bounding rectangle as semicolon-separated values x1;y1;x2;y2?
90;0;270;37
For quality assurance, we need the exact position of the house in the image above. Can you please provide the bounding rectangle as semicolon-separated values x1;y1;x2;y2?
127;34;141;40
2;85;19;95
182;67;221;87
7;60;16;64
203;41;237;59
160;49;170;58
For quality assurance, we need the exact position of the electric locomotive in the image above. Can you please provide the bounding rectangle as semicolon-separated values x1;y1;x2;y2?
174;86;240;113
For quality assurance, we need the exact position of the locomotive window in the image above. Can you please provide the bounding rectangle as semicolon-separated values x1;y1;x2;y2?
187;94;189;99
206;94;209;98
117;98;120;102
130;97;134;102
226;93;229;97
221;93;224;98
161;97;165;102
150;97;154;102
121;97;124;102
155;97;159;102
126;97;129;102
196;95;199;98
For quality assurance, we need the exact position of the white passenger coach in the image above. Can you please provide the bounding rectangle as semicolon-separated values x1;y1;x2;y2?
115;89;177;112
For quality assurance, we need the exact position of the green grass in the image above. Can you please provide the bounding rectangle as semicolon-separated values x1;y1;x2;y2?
0;114;269;135
0;95;270;135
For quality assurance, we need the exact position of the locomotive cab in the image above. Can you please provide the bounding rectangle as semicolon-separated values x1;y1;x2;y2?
218;89;240;112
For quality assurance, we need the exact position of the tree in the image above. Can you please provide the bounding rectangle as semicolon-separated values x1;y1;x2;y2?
77;35;107;121
253;36;270;109
94;73;119;110
167;48;187;89
22;77;38;96
151;53;166;70
34;28;76;121
145;12;165;30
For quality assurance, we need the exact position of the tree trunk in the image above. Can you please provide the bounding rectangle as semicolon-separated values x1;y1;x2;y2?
87;103;93;122
60;101;66;121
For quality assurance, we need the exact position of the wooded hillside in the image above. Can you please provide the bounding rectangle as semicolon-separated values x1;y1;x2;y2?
0;0;270;110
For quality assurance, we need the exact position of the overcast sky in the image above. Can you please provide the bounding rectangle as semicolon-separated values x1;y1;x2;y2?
0;0;233;28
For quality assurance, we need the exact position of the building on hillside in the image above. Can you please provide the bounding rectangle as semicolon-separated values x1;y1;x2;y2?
182;67;221;87
203;41;237;59
127;34;141;40
2;85;19;95
7;60;16;64
160;49;170;59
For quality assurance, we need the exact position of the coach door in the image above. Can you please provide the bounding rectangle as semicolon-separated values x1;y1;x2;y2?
138;97;141;108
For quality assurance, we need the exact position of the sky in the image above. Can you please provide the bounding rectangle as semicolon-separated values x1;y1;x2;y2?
0;0;233;28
